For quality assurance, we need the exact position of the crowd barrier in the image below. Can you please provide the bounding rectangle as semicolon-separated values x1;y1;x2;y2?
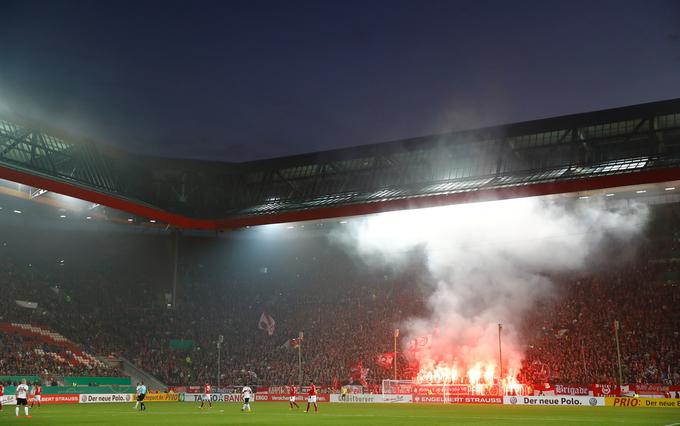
2;388;679;408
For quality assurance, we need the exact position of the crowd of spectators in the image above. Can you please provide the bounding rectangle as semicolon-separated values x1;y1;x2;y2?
1;204;679;388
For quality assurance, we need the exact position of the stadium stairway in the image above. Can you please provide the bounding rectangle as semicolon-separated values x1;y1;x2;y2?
114;355;167;391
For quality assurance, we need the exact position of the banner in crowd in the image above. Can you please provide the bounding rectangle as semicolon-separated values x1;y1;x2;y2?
533;383;595;396
15;300;38;309
553;384;591;396
504;396;604;406
141;393;179;402
413;395;502;404
632;384;666;393
258;312;275;336
628;384;680;396
169;339;194;351
79;393;134;404
374;353;394;370
592;384;621;397
605;397;680;408
412;384;471;396
330;394;412;403
180;393;244;403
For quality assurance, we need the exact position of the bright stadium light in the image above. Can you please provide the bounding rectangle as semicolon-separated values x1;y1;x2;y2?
127;218;133;222
665;187;676;191
340;220;348;224
636;190;646;194
59;215;66;218
605;193;615;197
149;219;156;223
13;209;21;214
578;196;589;200
86;216;92;220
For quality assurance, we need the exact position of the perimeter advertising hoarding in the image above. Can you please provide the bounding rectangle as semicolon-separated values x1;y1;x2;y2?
504;396;604;406
330;394;412;403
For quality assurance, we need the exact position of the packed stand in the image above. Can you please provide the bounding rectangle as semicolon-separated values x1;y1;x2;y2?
0;204;680;389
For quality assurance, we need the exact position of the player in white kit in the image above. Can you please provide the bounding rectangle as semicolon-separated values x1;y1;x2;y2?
15;379;31;418
241;385;252;412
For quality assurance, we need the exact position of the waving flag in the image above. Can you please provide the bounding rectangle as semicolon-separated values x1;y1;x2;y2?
350;359;370;386
374;352;394;370
258;312;276;336
408;334;433;352
15;300;38;309
281;337;301;350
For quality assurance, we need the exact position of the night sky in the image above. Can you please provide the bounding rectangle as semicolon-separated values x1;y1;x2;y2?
1;0;679;162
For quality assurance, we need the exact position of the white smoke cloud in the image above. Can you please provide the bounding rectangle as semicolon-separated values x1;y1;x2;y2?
331;196;649;380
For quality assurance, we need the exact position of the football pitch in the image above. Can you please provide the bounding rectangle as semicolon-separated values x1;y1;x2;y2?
3;403;679;425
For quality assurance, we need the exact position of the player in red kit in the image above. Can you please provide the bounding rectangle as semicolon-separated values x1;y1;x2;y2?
305;381;318;413
199;383;212;408
288;384;299;410
0;382;4;411
31;383;42;407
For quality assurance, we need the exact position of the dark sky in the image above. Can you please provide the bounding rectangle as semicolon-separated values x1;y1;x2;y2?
1;0;679;162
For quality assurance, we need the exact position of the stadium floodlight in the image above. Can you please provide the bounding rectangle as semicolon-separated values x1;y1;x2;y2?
578;196;589;200
29;188;48;199
665;187;676;191
59;215;66;218
340;220;348;224
149;219;156;223
13;209;21;214
635;190;646;194
86;216;92;220
605;193;615;197
127;218;133;222
217;335;224;388
498;323;503;392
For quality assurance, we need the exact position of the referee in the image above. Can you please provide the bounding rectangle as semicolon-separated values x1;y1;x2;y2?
135;382;147;411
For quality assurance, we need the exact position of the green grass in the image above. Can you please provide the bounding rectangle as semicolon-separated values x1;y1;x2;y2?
3;402;679;425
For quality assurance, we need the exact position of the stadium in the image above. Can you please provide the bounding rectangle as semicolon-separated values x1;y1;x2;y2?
1;96;680;425
2;2;680;425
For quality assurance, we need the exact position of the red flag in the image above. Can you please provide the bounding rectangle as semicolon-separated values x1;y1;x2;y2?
374;352;395;370
281;338;301;349
350;359;369;386
258;312;276;336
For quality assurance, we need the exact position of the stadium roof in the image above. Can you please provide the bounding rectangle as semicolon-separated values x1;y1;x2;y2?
1;98;680;229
